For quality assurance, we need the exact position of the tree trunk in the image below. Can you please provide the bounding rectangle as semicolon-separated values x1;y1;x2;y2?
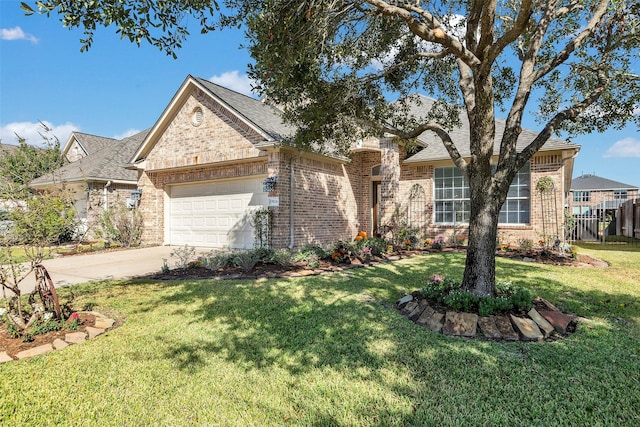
461;178;504;298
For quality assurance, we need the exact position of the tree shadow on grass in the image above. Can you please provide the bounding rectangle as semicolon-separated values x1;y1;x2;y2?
80;253;640;424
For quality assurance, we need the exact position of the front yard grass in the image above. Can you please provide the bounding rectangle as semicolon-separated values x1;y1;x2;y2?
1;246;638;426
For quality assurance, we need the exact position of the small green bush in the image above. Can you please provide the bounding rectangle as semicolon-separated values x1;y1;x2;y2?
293;245;327;267
478;296;513;317
232;250;261;272
510;288;533;311
443;290;479;312
28;318;63;336
270;249;293;267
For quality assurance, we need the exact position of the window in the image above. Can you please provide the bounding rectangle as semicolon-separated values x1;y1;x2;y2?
371;164;381;177
573;191;590;202
614;190;628;200
434;164;531;224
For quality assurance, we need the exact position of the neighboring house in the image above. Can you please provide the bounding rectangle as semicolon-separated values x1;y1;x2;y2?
128;75;580;249
569;174;639;215
31;130;149;237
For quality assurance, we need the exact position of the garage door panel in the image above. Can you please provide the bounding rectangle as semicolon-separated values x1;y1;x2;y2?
169;178;267;249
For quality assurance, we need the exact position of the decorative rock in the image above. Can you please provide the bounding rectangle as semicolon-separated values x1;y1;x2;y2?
397;295;414;306
477;316;502;339
443;311;478;337
407;300;429;321
53;339;69;350
494;315;519;341
94;317;115;329
0;351;14;363
86;327;105;339
510;315;544;341
415;306;436;325
535;297;560;312
528;308;555;337
425;312;445;333
538;310;574;334
401;301;418;315
65;331;87;344
16;344;54;359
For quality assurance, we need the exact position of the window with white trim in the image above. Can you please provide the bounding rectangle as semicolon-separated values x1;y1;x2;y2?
434;164;531;224
614;190;628;200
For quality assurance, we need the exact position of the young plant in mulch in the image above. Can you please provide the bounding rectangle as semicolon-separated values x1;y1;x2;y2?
420;274;534;317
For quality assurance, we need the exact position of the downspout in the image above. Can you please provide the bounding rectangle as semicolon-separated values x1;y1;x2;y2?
289;156;295;249
103;180;112;210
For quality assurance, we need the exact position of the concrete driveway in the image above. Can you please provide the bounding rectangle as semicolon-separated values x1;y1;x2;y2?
14;245;205;295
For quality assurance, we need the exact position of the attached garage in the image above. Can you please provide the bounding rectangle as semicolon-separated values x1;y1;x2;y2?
166;177;268;249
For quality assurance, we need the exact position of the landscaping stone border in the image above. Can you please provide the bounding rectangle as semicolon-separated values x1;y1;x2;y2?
0;311;116;363
396;294;577;342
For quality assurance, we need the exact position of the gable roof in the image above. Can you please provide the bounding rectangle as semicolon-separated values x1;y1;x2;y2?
62;132;117;158
31;130;149;187
402;95;580;163
570;174;638;191
131;75;294;164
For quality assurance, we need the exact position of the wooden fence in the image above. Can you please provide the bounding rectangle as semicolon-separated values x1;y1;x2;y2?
616;198;640;240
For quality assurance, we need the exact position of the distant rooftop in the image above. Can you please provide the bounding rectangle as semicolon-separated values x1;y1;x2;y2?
570;174;639;191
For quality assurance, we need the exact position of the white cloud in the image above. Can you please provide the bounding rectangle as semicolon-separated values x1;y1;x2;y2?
0;121;79;148
603;137;640;158
209;71;255;96
1;26;38;43
113;129;142;140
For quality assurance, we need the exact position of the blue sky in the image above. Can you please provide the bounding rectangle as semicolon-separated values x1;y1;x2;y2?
1;1;639;187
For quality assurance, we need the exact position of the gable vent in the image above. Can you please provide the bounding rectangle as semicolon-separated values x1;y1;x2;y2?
191;107;203;127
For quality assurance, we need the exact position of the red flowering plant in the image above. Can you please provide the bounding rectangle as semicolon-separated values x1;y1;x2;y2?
67;312;81;330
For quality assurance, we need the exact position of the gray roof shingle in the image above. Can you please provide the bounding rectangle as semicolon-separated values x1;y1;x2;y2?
68;132;117;156
193;76;294;141
570;174;638;191
31;130;149;186
403;95;580;163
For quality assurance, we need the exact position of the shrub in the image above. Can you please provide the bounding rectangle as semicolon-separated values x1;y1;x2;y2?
232;250;260;272
421;275;461;303
170;244;196;269
510;288;533;311
478;296;513;317
95;200;143;247
293;245;328;267
366;237;388;257
204;252;234;270
443;290;479;312
270;249;293;267
517;238;534;252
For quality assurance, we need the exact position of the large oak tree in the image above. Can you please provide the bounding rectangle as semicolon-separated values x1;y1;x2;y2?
24;0;639;296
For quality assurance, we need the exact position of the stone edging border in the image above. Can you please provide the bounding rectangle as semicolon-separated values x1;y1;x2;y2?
396;294;577;341
0;311;116;364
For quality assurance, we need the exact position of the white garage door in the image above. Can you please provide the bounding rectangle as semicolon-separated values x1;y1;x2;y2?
168;177;268;249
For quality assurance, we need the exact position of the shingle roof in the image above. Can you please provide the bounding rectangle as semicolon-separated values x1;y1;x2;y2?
403;95;580;163
570;174;638;191
193;76;294;141
31;130;149;186
68;132;117;156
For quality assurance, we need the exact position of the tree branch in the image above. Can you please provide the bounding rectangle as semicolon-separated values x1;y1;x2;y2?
364;0;481;68
532;0;610;82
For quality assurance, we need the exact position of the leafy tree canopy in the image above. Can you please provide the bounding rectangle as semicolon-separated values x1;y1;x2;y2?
23;0;640;296
0;122;65;195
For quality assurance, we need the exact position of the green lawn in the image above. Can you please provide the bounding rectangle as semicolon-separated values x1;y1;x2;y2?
1;246;638;426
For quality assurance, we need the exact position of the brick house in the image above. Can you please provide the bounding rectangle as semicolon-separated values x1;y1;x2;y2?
129;75;581;249
568;174;639;215
31;130;148;237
